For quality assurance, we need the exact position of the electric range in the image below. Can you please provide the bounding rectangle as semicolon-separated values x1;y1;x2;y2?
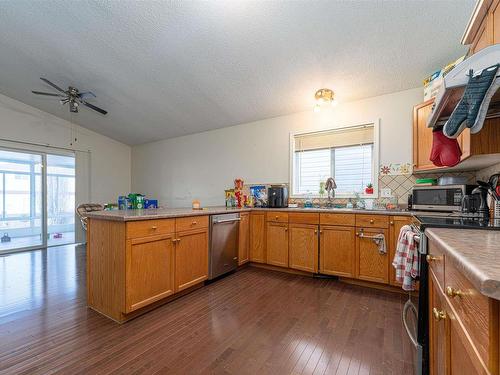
415;215;500;230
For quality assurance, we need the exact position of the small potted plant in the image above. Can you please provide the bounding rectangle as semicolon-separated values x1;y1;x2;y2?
365;183;374;195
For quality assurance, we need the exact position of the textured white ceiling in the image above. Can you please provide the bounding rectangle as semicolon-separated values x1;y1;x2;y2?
0;0;475;145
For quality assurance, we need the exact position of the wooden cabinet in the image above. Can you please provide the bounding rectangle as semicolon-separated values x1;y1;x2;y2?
174;228;208;292
388;215;412;287
428;237;498;375
249;212;266;263
288;223;318;273
88;216;209;322
355;227;389;284
125;233;175;313
413;99;436;171
319;225;355;278
266;222;289;267
429;271;449;375
238;212;250;265
465;0;500;53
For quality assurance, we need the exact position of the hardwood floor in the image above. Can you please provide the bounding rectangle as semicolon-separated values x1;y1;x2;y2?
0;244;414;374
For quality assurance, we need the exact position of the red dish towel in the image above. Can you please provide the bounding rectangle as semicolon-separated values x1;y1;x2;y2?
429;127;462;167
392;225;419;291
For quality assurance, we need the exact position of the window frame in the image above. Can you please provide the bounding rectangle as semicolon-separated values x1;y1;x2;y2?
289;120;380;199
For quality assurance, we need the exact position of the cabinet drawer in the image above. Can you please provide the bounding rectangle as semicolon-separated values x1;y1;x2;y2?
288;212;319;224
320;213;355;226
266;211;288;223
427;237;445;292
126;219;175;239
355;214;389;229
175;215;209;232
445;261;492;367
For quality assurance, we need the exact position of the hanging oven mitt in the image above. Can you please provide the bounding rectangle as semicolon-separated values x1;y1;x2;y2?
430;126;462;167
443;64;499;138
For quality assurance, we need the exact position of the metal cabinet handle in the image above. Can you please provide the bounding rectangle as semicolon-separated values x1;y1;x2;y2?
172;238;178;243
390;221;394;225
151;226;158;230
426;255;440;262
432;307;446;321
314;230;318;234
446;286;463;298
275;216;279;220
192;221;197;225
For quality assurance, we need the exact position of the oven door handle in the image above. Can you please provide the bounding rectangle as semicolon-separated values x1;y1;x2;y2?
402;298;418;348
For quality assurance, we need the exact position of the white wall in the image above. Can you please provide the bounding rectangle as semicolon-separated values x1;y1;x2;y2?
132;87;423;207
0;93;131;203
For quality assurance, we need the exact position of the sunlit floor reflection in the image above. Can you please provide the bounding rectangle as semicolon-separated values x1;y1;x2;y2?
0;244;84;319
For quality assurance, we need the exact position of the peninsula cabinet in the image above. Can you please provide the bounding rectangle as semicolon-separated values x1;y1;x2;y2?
288;223;318;273
249;212;266;263
174;226;209;292
238;212;250;265
266;222;289;267
319;225;355;278
126;233;176;313
87;215;209;323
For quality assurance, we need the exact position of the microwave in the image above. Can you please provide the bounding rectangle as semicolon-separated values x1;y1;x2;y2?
411;184;476;212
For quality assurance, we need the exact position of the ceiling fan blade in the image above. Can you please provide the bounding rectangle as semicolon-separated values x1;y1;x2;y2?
40;77;67;94
83;101;108;115
32;90;64;97
78;91;96;100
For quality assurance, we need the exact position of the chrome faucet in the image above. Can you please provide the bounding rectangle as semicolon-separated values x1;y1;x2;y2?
325;177;337;206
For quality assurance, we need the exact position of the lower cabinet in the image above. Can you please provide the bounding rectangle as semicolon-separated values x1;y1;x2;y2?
388;215;412;287
429;272;448;375
266;222;289;267
238;212;250;265
125;233;176;313
288;223;318;273
429;270;488;375
319;225;355;278
174;228;209;292
250;212;266;263
355;227;389;284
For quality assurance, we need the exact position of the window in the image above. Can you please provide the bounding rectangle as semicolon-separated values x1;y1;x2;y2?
291;123;378;197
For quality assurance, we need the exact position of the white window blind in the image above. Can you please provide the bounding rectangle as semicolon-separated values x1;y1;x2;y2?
292;124;375;196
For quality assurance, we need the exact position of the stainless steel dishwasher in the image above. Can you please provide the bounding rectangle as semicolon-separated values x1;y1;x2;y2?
209;213;240;280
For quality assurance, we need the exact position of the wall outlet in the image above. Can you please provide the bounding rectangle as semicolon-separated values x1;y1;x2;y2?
381;188;392;198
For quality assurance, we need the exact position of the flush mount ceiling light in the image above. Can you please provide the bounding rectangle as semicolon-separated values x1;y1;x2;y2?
313;88;337;112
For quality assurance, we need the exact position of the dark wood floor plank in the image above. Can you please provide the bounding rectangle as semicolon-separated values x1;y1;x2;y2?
0;245;414;375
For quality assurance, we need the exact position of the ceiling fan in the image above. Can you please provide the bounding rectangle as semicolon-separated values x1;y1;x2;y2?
32;77;108;115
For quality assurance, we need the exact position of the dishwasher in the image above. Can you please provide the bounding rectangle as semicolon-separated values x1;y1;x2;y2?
209;213;240;280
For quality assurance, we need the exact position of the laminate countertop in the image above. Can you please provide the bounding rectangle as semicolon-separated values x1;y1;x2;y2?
426;228;500;300
86;206;414;221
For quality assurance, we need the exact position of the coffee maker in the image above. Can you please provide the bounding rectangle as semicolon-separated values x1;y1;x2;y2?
268;185;288;208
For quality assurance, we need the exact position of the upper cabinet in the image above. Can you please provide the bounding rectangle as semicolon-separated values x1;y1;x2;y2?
464;0;500;54
412;100;500;172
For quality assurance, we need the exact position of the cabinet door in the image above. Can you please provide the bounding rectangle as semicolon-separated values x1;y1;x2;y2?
266;223;289;267
175;228;208;292
320;225;355;277
238;213;250;265
413;99;436;171
249;213;266;263
125;234;175;313
355;227;389;284
429;272;449;375
289;223;318;273
388;216;412;287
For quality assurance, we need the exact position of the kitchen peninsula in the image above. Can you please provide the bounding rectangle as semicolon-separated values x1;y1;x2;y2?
86;206;414;322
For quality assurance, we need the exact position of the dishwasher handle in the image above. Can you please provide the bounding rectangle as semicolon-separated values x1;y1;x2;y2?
402;298;418;348
213;218;241;224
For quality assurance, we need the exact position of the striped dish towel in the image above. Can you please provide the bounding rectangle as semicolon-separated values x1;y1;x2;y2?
392;225;419;291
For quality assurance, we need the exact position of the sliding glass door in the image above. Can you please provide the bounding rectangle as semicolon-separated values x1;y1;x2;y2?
0;147;76;253
47;154;75;247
